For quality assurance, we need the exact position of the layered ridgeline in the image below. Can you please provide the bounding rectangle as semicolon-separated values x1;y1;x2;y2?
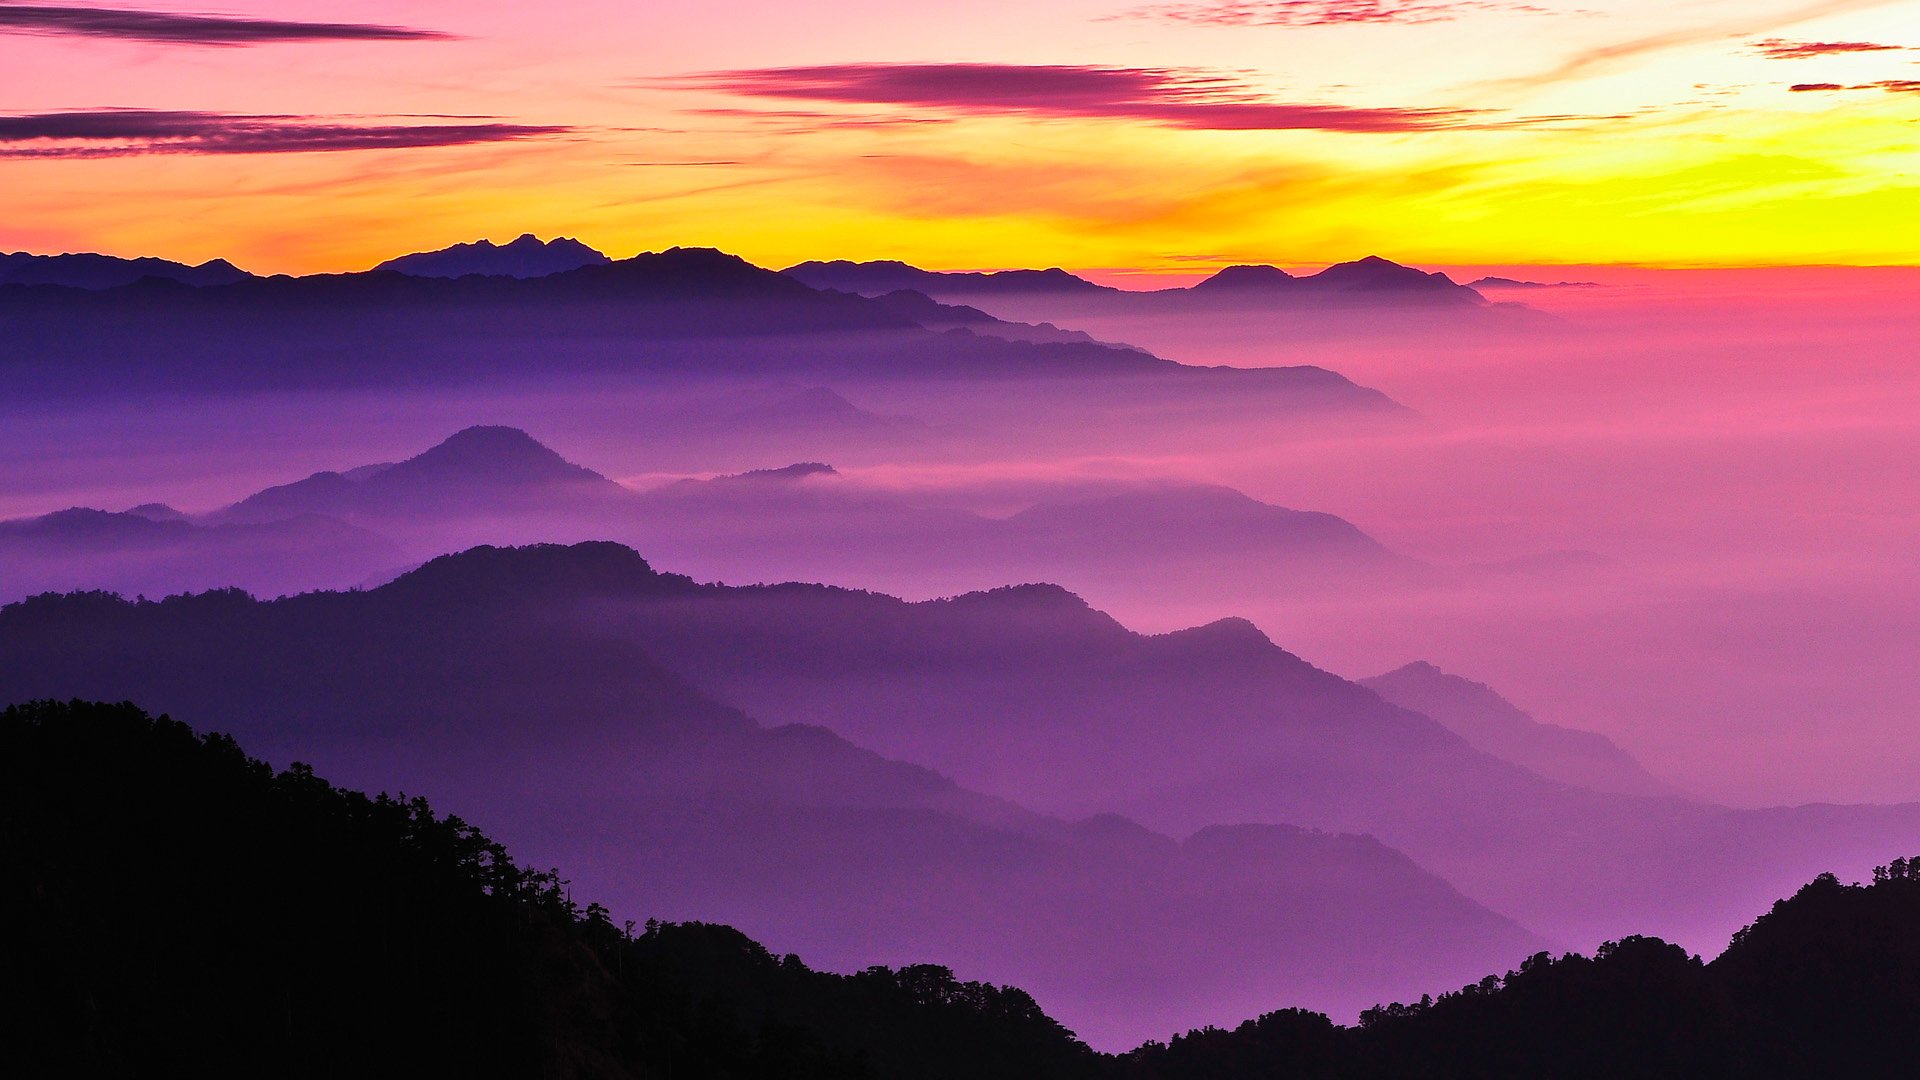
0;426;1426;604
0;547;1538;1049
7;700;1920;1079
8;542;1920;1039
784;255;1488;308
0;244;1402;416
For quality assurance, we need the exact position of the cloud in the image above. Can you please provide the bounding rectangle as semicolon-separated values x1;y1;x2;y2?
663;62;1495;132
1120;0;1552;27
1789;79;1920;93
0;4;449;45
1477;0;1904;93
0;110;569;157
1753;38;1907;59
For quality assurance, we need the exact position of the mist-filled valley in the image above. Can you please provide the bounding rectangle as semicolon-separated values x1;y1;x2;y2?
6;244;1920;1058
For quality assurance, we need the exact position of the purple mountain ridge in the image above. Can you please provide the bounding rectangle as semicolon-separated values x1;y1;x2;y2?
373;233;612;279
0;541;1541;1049
1362;661;1678;799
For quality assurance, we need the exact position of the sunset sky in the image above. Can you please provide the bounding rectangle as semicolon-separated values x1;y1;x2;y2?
2;0;1916;274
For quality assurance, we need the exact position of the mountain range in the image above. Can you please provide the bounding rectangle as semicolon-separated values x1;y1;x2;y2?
786;254;1489;307
16;698;1920;1077
0;250;251;290
0;426;1428;605
0;246;1408;433
0;546;1540;1047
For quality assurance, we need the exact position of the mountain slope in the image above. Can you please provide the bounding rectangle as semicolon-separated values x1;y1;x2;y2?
1362;661;1677;798
0;544;1539;1048
1;698;1103;1080
579;562;1920;955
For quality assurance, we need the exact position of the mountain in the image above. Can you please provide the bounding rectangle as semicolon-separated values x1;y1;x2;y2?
0;250;251;290
576;560;1920;955
14;698;1918;1077
0;544;1541;1048
784;260;1114;297
2;699;1103;1079
373;233;611;279
787;255;1485;307
186;428;1416;604
0;247;1406;427
0;506;403;602
1470;276;1601;289
1190;264;1298;291
1127;864;1920;1079
1362;661;1678;798
214;425;626;526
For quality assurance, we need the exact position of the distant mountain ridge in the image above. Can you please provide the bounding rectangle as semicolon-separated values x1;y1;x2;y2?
0;250;251;290
373;233;611;279
785;255;1486;306
1362;661;1677;798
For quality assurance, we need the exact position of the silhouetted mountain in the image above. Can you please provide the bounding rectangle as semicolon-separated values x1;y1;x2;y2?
1305;255;1478;299
1191;264;1299;290
1363;661;1677;798
785;260;1114;297
0;249;1406;423
0;250;251;289
373;233;611;279
787;255;1485;308
2;699;1103;1079
0;544;1539;1048
123;502;188;522
14;700;1915;1075
719;462;840;483
0;506;402;601
1470;276;1601;289
1126;862;1920;1079
215;425;624;525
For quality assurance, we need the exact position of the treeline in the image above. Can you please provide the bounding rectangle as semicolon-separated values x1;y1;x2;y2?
6;699;1920;1079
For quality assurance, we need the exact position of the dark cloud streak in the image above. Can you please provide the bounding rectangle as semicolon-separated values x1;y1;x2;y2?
0;4;449;45
1753;38;1907;59
665;63;1488;133
1120;0;1551;27
0;110;568;158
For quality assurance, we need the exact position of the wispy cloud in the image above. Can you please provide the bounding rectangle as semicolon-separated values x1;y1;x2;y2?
662;63;1500;133
0;110;568;157
1476;0;1904;93
1789;79;1920;93
1120;0;1552;27
1752;38;1907;59
0;4;450;45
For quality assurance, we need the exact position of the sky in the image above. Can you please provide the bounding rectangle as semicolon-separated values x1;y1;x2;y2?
2;0;1918;274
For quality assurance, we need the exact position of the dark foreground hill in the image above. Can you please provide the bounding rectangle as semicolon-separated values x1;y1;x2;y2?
0;699;1099;1080
7;700;1920;1079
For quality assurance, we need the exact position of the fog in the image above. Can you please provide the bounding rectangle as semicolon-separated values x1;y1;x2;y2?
5;269;1917;815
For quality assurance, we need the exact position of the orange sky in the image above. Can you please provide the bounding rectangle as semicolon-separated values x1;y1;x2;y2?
2;0;1917;273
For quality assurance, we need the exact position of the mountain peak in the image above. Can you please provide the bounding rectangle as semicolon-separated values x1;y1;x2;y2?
375;235;611;279
1194;264;1298;290
389;426;611;487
